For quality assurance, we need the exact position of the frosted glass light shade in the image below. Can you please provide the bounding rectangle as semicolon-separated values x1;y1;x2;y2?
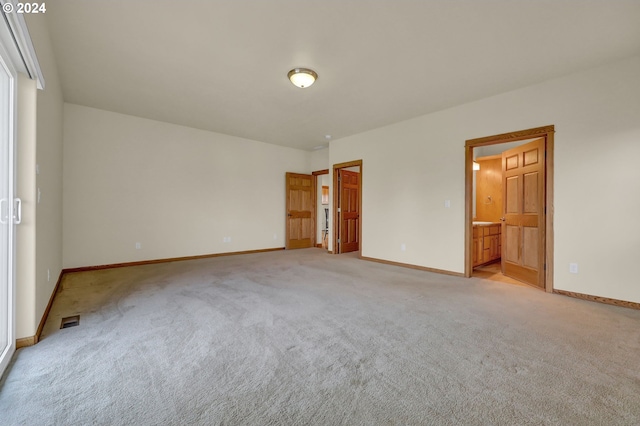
288;68;317;88
473;161;480;170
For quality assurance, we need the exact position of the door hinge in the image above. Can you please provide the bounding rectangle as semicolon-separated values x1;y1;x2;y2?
337;238;340;243
544;263;546;271
337;207;341;213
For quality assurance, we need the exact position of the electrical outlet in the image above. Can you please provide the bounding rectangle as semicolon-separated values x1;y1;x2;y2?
47;269;50;282
273;233;277;240
135;242;141;249
444;200;451;208
223;237;231;243
401;243;406;252
569;263;578;274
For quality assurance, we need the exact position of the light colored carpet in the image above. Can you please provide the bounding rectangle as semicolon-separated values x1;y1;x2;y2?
1;248;639;425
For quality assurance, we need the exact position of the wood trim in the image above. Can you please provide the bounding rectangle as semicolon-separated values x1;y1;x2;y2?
17;270;64;348
333;160;362;169
16;336;36;349
33;270;64;344
332;160;363;255
361;256;465;277
312;174;318;250
312;169;329;176
554;290;640;311
62;247;285;274
315;243;323;248
466;125;555;147
545;131;555;293
18;248;286;348
285;173;291;249
465;145;473;277
333;169;338;252
465;125;554;293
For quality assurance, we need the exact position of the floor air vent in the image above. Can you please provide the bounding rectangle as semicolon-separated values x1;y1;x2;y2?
60;315;80;329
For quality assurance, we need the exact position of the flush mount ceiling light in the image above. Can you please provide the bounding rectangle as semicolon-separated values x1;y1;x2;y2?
288;68;318;88
473;161;480;171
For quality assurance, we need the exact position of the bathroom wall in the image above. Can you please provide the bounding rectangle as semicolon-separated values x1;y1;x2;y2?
475;157;501;222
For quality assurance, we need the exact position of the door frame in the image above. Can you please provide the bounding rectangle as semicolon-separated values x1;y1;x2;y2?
332;160;363;255
464;125;554;292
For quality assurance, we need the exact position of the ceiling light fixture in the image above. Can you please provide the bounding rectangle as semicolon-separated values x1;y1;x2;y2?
473;161;480;171
288;68;318;88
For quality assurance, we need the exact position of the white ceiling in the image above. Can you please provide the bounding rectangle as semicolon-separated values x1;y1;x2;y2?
43;0;640;151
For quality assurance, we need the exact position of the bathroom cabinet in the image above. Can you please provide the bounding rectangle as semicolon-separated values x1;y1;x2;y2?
472;223;501;267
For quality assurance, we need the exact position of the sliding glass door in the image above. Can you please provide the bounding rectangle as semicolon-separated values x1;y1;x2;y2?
0;41;17;377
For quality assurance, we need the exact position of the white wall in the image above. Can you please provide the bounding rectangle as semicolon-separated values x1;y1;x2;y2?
311;148;330;244
14;15;64;340
63;104;309;268
15;74;37;339
330;55;640;303
309;147;328;172
27;14;64;337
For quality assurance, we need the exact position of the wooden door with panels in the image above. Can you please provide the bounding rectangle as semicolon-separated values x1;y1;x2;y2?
338;169;360;253
501;138;545;288
285;173;315;249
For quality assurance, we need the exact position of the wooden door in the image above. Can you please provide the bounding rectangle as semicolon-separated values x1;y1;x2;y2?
339;169;360;253
285;173;315;249
501;138;545;288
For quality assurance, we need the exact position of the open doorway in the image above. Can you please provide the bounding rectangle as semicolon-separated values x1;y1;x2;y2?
312;169;330;250
333;160;362;255
284;169;332;252
471;139;538;287
465;126;554;292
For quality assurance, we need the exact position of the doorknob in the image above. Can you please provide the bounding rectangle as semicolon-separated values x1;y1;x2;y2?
500;217;506;221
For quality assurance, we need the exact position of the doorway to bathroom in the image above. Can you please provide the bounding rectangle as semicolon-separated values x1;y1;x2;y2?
465;125;555;292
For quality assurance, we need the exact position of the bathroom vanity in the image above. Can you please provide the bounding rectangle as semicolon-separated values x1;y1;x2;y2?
472;222;501;267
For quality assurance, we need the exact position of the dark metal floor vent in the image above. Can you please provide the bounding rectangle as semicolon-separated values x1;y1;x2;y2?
60;315;80;329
